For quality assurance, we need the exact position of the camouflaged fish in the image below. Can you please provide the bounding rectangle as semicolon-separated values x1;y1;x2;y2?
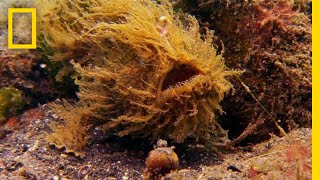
39;0;236;153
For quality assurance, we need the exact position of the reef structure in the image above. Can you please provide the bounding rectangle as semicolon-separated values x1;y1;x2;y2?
0;0;78;117
174;0;312;143
38;0;237;153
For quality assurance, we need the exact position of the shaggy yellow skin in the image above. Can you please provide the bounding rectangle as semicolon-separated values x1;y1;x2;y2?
39;0;237;153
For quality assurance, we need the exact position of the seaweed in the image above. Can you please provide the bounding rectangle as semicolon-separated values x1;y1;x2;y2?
0;86;25;124
38;0;238;153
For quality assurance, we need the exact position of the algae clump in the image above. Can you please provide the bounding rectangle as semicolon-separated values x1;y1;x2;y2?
0;87;24;124
38;0;237;153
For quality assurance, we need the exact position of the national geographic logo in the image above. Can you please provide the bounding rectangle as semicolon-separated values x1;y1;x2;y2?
8;8;36;49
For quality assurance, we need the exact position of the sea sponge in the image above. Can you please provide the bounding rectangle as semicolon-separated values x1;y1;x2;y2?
39;0;237;153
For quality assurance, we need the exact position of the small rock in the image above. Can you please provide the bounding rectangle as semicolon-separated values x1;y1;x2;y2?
143;140;179;180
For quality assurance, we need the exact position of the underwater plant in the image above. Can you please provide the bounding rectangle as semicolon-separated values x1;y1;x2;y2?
38;0;237;153
0;86;25;124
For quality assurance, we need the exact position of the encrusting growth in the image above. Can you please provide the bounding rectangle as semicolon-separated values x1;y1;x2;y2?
174;0;311;143
38;0;237;154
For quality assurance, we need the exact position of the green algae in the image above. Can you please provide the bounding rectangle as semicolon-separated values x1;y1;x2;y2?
0;87;25;124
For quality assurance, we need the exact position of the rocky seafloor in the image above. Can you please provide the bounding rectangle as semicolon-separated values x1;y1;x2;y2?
0;106;312;179
0;0;312;179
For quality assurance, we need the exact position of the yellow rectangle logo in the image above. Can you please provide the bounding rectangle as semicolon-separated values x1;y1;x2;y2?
8;8;37;49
